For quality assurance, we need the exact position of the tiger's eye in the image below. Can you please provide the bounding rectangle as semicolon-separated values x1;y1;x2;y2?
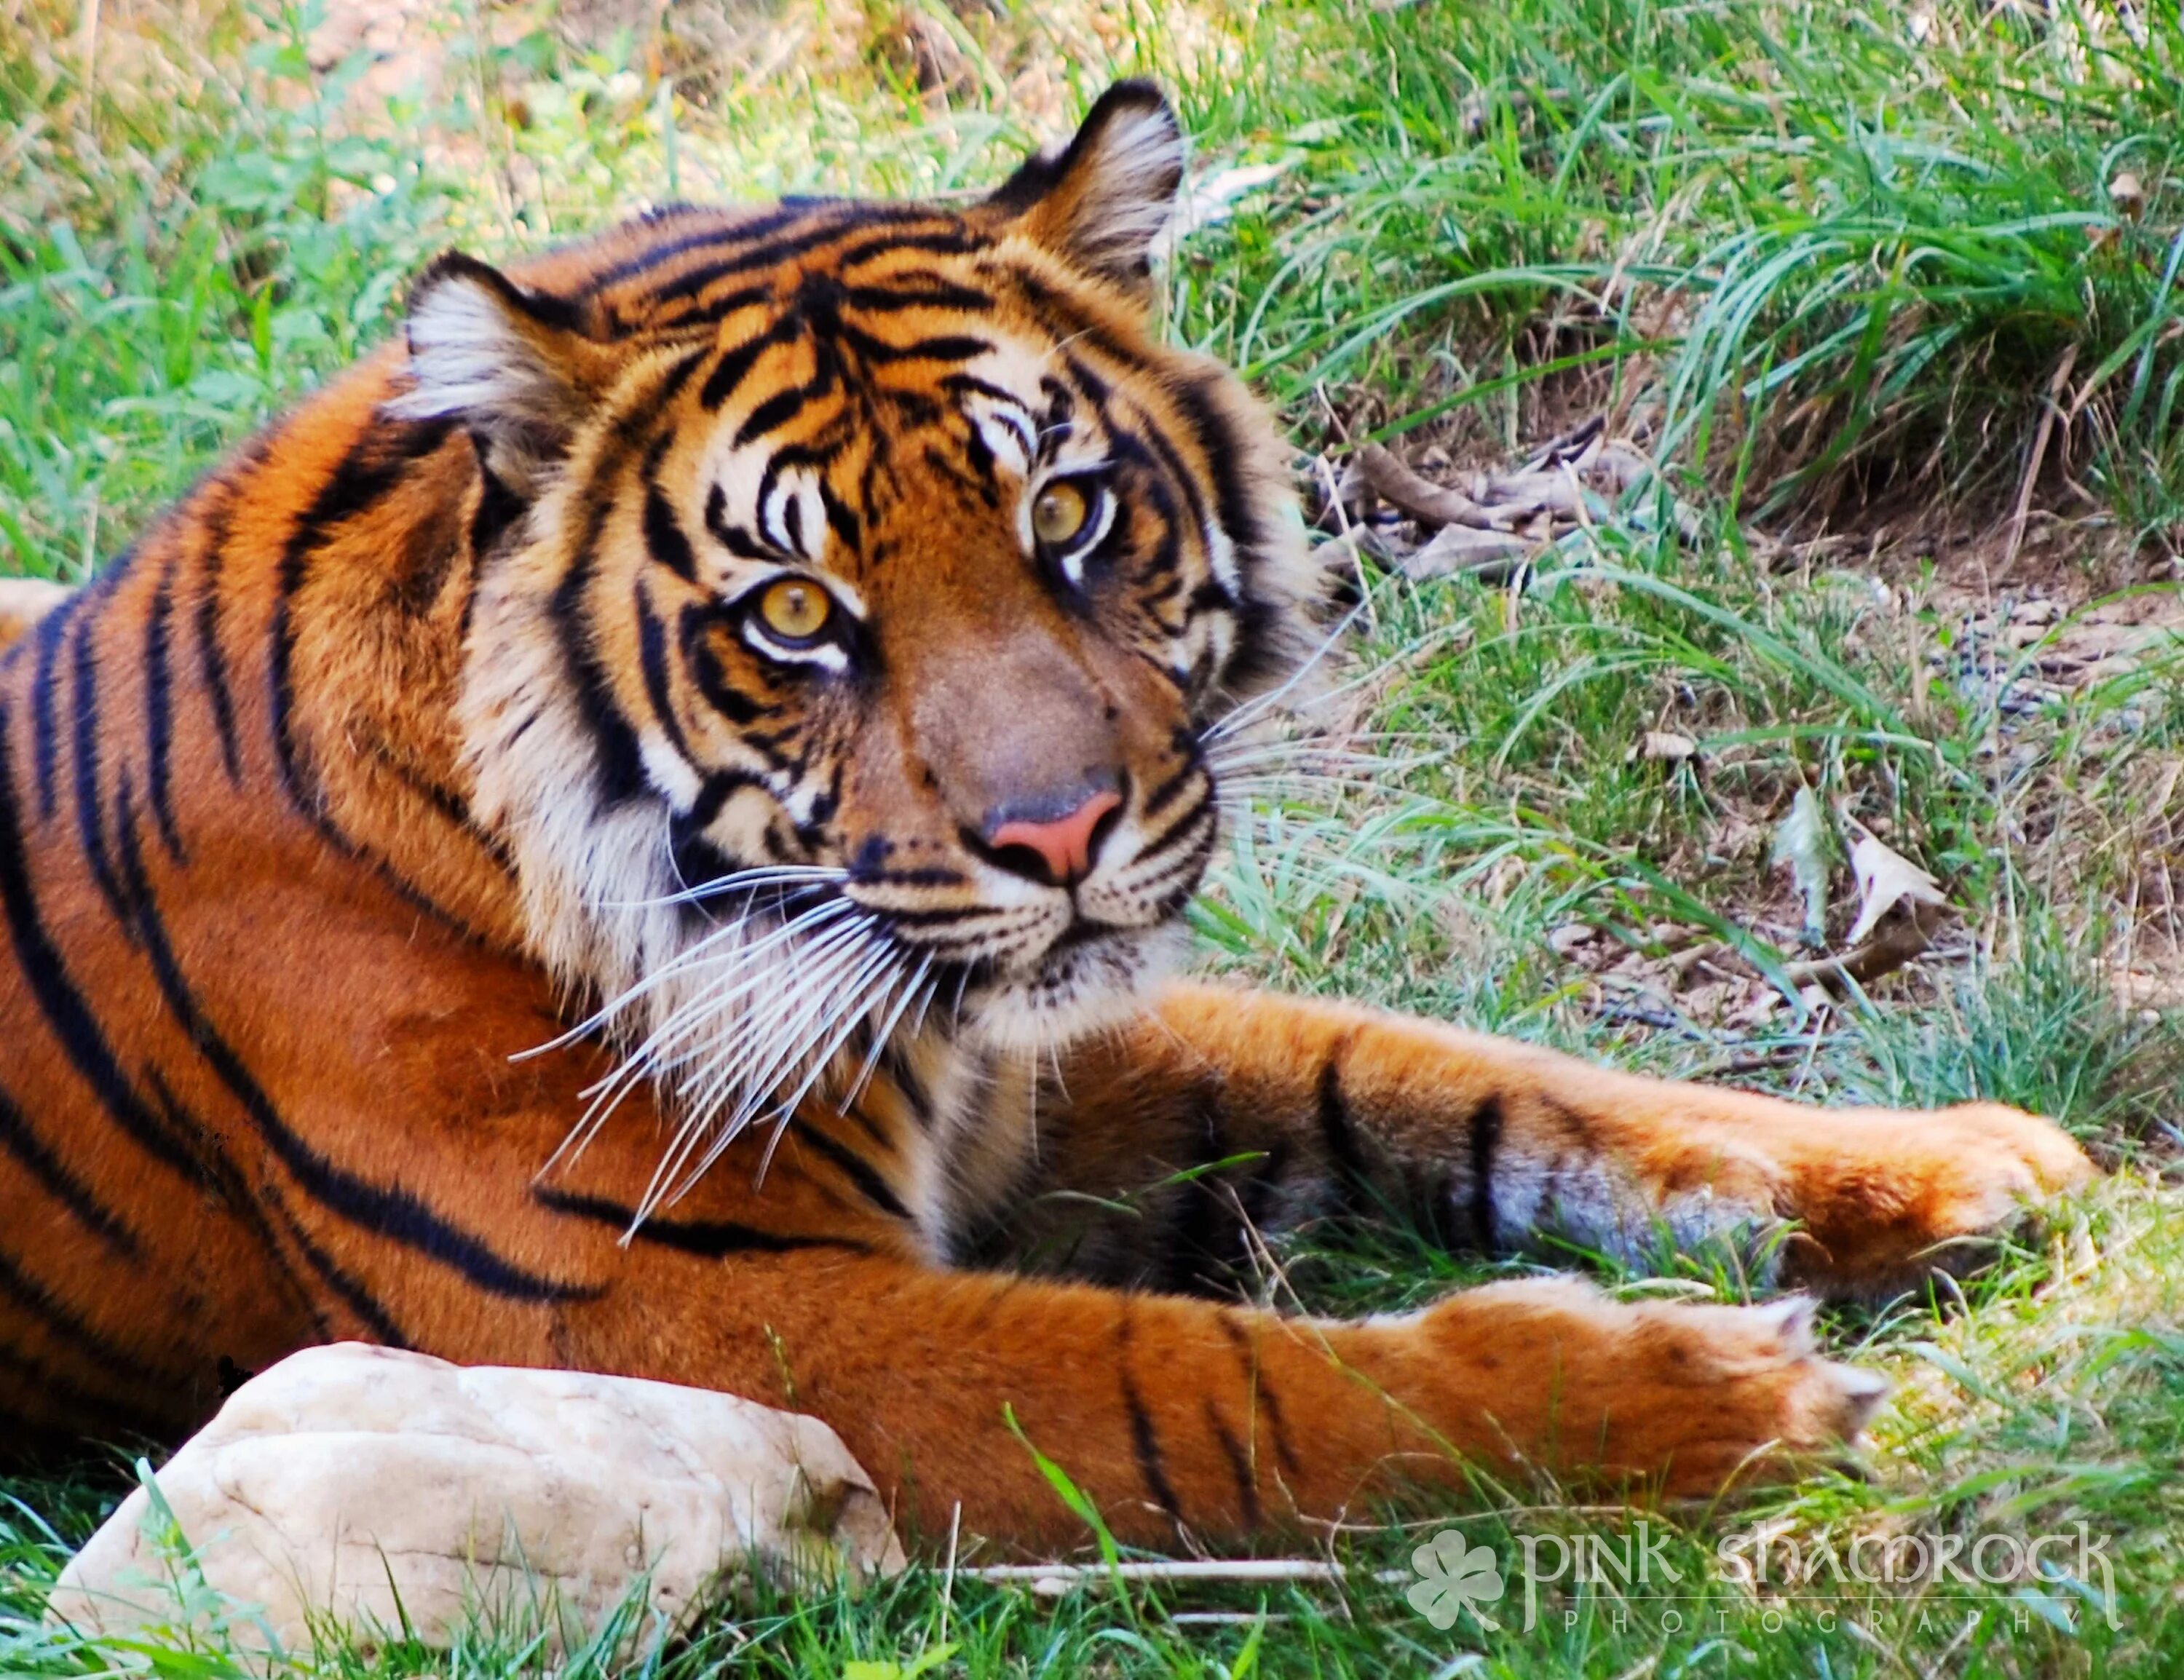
756;578;832;642
1032;480;1089;547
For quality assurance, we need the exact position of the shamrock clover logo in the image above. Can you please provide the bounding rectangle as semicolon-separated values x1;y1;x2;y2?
1406;1529;1506;1632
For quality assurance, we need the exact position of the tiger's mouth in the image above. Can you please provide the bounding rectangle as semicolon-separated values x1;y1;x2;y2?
956;916;1190;1050
846;889;1192;1051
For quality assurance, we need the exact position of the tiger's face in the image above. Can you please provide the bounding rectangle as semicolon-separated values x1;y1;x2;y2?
399;84;1314;1107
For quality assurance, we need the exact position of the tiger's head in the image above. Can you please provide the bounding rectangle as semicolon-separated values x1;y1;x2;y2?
394;84;1318;1137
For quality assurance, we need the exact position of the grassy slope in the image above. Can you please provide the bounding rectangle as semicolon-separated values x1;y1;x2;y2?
5;0;2184;1673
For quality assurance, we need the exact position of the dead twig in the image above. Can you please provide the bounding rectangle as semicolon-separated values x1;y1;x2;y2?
1358;443;1499;529
965;1559;1409;1592
1778;904;1947;994
1999;344;2078;578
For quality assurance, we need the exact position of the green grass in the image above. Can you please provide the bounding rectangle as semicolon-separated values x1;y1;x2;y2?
7;0;2184;1673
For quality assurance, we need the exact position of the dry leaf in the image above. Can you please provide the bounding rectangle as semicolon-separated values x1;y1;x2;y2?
1152;162;1291;256
1632;729;1698;764
1401;523;1532;581
1843;827;1949;946
1770;787;1830;948
1546;923;1597;959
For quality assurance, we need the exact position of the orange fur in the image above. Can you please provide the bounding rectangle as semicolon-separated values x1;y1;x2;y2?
0;84;2090;1552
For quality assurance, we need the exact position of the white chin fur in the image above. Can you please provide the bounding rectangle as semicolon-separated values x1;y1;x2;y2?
962;922;1187;1053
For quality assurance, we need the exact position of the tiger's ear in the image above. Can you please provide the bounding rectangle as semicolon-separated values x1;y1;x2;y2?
387;253;619;496
984;80;1185;304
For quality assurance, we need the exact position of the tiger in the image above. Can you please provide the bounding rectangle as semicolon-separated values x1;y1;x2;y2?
0;82;2092;1551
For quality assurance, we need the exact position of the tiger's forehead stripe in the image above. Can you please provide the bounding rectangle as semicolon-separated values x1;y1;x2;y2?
601;214;988;333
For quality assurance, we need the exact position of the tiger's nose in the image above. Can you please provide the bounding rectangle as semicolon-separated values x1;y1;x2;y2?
983;782;1124;888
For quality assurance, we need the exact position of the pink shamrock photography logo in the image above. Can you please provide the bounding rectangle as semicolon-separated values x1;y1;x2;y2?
1406;1529;1507;1631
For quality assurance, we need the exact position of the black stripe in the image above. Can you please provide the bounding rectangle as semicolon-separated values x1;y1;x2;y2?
736;379;828;448
67;611;130;931
704;486;775;559
582;218;799;292
839;1095;894;1152
191;437;482;933
1468;1096;1502;1254
668;768;767;897
0;1083;139;1258
0;1335;161;1438
818;484;860;552
534;1186;871;1256
842;280;993;312
552;457;648;807
882;1046;933;1130
1013;272;1138;369
1125;396;1216;574
1171;369;1288;686
188;443;274;787
786;1119;912;1221
28;597;71;820
838;326;992;367
1314;1032;1369;1205
269;419;454;821
1203;1397;1260;1530
143;554;189;863
828;227;983;272
256;1176;408;1346
137;1065;348;1344
1184;576;1235;616
1162;373;1267;557
1128;791;1214;873
582;206;834;293
194;507;246;782
1160;1099;1237;1294
636;591;697;765
0;705;209;1184
648;215;962;317
682;603;772;726
0;1243;165;1388
661;282;769;331
469;458;527;562
1140;753;1201;824
1216;1312;1302;1478
642;475;700;583
107;786;601;1304
877;902;1020;929
1117;1307;1184;1525
650;343;711;410
699;319;796;411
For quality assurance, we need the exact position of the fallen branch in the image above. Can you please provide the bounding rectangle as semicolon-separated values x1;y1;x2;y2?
1779;905;1946;994
1358;443;1498;528
965;1558;1409;1594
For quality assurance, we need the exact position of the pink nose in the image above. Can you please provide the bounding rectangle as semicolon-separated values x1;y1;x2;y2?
986;789;1123;887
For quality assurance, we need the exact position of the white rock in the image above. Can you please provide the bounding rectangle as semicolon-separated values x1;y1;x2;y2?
0;576;72;642
47;1344;904;1655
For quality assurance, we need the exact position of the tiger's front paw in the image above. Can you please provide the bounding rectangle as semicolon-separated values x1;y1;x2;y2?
1781;1101;2095;1297
1420;1280;1886;1496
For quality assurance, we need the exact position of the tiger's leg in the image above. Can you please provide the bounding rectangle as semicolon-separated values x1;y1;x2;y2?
541;1247;1885;1550
0;579;71;652
1009;982;2094;1299
555;1240;1887;1546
